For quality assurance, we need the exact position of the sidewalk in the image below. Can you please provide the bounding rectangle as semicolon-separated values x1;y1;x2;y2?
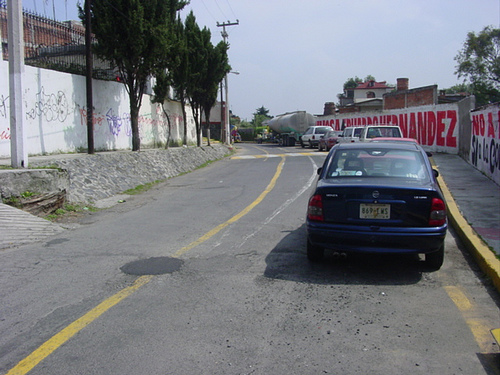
431;153;500;292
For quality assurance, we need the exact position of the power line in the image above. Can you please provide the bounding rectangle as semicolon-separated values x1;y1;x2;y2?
213;0;228;21
223;0;237;20
198;0;217;23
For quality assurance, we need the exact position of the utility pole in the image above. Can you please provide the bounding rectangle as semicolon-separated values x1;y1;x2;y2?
7;0;27;168
85;0;94;154
217;20;238;144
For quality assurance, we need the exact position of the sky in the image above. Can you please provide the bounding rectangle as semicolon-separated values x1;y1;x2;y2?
24;0;500;121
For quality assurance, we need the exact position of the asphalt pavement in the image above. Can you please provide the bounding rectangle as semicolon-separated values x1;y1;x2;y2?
0;150;499;291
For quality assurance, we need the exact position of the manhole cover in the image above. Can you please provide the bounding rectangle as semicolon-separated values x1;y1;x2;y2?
120;257;184;275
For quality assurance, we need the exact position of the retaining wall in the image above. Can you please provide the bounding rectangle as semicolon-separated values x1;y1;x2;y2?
0;144;231;204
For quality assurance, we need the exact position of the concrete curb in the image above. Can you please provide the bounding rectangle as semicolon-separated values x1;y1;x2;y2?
434;164;500;293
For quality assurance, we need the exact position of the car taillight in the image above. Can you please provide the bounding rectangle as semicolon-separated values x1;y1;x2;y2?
308;194;324;221
429;198;446;226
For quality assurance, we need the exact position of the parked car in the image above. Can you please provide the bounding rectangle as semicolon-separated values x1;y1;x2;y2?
318;130;343;151
338;126;364;143
306;142;447;269
371;137;419;144
301;126;331;148
359;125;402;141
371;137;434;157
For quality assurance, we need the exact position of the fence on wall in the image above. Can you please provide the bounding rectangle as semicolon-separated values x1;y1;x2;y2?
0;3;115;80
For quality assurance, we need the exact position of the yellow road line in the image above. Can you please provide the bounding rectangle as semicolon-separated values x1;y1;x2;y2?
6;156;287;375
443;285;472;311
173;156;285;257
6;275;153;375
231;152;321;159
443;285;496;353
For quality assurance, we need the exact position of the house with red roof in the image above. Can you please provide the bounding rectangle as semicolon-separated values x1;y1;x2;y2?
338;80;394;113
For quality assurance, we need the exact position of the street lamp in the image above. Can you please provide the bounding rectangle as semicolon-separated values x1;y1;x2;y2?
225;70;239;144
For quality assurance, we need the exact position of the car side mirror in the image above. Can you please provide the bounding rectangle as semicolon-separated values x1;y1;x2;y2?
426;151;433;157
433;169;439;178
317;167;322;175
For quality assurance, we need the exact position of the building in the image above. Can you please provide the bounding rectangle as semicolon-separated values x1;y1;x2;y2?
383;78;470;110
337;80;393;113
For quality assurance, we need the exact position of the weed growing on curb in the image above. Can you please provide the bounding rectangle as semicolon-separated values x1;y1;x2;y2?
122;180;164;195
45;203;98;221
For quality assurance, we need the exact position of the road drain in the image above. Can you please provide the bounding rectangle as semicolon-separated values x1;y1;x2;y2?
120;257;184;275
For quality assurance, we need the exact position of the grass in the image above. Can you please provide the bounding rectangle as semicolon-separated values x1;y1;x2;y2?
45;203;98;221
122;180;164;195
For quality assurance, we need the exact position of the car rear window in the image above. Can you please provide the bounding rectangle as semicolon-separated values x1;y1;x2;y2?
326;149;429;180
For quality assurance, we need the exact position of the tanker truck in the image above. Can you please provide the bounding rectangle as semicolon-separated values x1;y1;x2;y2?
264;111;315;146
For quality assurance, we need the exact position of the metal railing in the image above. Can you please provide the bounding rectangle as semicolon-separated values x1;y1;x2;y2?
0;3;116;80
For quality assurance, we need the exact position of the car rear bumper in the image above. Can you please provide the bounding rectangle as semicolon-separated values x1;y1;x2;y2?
306;221;446;254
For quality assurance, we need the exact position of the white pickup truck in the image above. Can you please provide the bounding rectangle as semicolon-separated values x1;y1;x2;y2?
338;126;364;143
358;125;403;142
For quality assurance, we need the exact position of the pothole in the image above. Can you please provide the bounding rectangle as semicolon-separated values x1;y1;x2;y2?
120;257;184;275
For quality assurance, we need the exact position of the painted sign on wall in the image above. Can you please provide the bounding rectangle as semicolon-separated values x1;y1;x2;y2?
470;104;500;185
315;104;461;154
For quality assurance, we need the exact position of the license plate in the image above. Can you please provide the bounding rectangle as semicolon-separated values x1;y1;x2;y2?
360;204;390;219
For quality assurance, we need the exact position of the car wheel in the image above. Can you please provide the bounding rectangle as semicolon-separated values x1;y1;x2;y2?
301;141;305;148
307;239;324;262
425;244;444;270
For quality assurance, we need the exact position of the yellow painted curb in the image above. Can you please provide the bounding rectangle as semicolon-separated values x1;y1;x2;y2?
492;328;500;345
433;161;500;294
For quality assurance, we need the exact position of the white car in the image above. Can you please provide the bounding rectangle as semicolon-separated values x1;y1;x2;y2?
301;126;331;148
359;125;403;141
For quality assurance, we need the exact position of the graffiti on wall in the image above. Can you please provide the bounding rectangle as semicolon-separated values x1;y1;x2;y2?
0;94;8;119
0;61;199;156
470;105;500;185
316;109;458;149
77;104;185;142
25;87;69;122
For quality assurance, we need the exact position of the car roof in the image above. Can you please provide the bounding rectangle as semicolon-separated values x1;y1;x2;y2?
364;125;400;127
335;142;421;151
371;137;419;144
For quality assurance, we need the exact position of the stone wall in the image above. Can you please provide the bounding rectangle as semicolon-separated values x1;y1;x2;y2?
0;144;232;204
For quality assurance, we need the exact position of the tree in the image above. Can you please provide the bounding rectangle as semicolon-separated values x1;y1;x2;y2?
152;69;174;148
200;40;230;146
444;83;472;94
251;107;272;129
153;15;189;146
83;0;188;151
254;106;270;117
343;75;376;90
343;77;362;91
455;26;500;106
185;13;209;147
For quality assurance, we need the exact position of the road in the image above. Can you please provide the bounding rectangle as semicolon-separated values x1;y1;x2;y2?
1;143;499;375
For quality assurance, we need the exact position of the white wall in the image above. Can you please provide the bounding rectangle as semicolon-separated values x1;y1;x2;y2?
0;60;198;157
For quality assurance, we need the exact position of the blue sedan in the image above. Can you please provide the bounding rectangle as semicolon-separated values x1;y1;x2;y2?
306;142;447;270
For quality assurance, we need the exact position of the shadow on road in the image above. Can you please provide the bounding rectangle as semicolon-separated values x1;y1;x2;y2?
264;224;425;285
